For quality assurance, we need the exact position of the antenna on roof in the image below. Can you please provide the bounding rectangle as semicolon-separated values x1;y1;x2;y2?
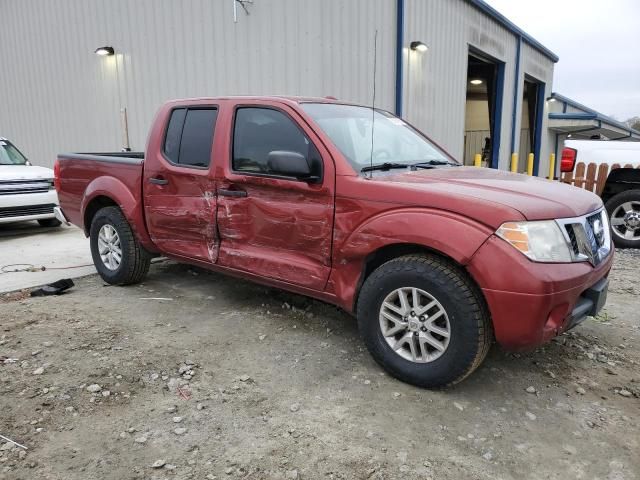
368;29;378;179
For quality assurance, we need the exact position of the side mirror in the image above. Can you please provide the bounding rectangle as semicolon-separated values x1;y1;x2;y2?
267;150;319;182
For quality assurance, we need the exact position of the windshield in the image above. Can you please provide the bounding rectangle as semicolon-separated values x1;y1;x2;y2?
300;103;455;172
0;140;29;165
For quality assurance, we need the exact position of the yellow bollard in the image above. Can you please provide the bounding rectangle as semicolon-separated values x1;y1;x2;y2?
474;153;482;167
548;153;556;180
527;153;534;176
510;153;518;173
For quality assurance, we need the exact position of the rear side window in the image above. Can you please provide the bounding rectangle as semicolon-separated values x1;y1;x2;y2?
163;109;186;164
232;107;311;174
163;107;218;168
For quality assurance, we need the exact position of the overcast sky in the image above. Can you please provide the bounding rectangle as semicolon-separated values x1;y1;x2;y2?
485;0;640;121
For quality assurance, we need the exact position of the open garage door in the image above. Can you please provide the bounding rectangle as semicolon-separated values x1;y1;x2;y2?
463;51;504;167
518;76;546;173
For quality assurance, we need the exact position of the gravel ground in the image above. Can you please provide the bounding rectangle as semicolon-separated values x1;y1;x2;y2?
0;250;639;480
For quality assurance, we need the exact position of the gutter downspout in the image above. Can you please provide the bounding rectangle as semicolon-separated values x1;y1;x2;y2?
510;35;522;155
395;0;405;117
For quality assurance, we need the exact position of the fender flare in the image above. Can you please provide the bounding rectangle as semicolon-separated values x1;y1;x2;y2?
81;176;155;250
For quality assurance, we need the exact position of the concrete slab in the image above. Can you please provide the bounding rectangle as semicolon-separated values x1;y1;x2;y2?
0;220;95;293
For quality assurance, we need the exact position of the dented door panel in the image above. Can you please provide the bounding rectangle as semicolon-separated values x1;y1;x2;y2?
217;178;333;289
215;100;336;291
144;172;218;263
142;100;220;264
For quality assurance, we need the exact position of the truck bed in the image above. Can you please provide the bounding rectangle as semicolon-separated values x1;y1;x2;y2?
56;151;145;235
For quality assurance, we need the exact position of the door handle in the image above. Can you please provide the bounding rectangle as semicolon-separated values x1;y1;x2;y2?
149;177;169;185
218;188;247;198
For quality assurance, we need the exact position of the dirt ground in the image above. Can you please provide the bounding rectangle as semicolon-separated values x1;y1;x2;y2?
1;250;638;480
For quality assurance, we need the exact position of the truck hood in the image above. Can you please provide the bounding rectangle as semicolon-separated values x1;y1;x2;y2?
374;167;602;223
0;165;54;181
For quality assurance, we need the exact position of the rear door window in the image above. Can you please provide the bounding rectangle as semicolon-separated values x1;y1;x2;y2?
163;109;186;164
163;107;218;168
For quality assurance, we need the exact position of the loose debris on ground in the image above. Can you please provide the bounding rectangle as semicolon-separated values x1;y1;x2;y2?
0;250;638;479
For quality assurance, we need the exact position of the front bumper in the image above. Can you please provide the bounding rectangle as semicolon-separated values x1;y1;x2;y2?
467;235;614;351
0;189;59;224
564;277;608;332
54;206;71;225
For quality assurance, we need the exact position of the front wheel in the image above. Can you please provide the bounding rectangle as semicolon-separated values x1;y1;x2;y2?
605;190;640;249
90;206;151;285
357;254;492;388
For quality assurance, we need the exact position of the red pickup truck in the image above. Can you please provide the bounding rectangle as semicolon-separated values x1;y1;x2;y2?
55;96;613;387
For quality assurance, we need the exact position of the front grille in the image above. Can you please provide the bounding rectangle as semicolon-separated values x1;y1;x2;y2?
0;179;53;195
559;209;611;266
0;203;55;218
565;226;580;255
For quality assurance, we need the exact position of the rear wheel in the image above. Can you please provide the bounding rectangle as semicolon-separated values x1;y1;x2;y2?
605;190;640;249
357;254;492;388
38;218;61;228
90;206;151;285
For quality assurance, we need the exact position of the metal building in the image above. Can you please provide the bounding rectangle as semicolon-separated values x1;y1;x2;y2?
548;93;640;153
0;0;559;175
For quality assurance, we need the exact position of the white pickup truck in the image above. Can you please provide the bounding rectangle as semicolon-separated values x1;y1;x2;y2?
0;137;61;227
561;139;640;249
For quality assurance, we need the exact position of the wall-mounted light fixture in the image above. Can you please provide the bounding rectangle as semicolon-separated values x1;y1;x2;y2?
94;46;115;56
93;45;131;150
409;41;428;53
470;79;483;85
547;97;557;102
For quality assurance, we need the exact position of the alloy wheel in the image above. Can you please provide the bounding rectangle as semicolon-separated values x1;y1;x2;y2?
611;201;640;241
379;287;451;363
98;224;122;271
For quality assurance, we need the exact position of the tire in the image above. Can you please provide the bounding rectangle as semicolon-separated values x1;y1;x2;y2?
357;254;492;388
89;206;151;285
38;218;62;228
605;189;640;249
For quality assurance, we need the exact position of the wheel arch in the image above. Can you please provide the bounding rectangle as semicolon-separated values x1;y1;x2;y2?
83;195;118;235
352;242;489;315
329;208;493;313
601;167;640;203
81;176;156;251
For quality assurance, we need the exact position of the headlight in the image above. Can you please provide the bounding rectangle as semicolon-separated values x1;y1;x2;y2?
496;220;573;263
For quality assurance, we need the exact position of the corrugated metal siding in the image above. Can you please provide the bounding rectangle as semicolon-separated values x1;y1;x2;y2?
403;0;518;169
0;0;396;167
0;0;555;174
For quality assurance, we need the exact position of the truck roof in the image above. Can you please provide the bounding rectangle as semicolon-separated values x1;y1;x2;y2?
165;95;340;105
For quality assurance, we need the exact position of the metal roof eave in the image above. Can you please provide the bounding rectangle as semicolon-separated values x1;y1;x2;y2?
467;0;559;63
548;117;640;141
551;92;640;138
